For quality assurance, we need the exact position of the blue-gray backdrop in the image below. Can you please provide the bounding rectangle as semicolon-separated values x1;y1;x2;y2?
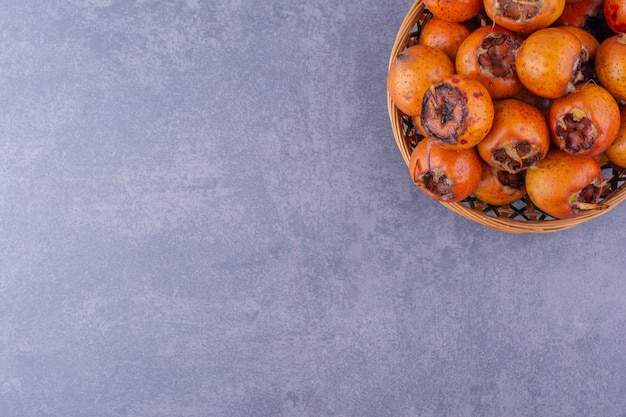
1;1;625;416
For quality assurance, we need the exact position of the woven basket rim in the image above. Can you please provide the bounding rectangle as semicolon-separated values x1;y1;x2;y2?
387;0;626;234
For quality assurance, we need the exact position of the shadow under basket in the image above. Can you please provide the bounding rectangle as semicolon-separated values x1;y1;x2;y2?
387;0;626;234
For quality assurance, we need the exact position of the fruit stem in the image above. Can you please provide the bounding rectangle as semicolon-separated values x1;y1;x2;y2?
575;202;609;211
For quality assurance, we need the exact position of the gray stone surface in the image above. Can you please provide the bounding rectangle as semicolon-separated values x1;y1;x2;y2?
1;1;626;416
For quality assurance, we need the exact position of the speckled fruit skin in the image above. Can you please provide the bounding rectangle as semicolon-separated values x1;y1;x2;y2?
423;0;483;22
473;163;526;206
604;0;626;34
605;106;626;167
525;149;604;219
387;45;455;117
596;34;626;101
549;83;620;157
455;25;523;99
558;25;600;59
408;137;482;203
477;98;550;172
516;27;582;99
484;0;566;33
418;16;473;61
421;75;495;150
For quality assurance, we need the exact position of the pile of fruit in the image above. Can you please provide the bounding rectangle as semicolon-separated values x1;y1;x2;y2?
387;0;626;219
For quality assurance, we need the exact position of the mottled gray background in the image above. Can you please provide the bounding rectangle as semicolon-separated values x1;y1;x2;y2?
1;1;625;416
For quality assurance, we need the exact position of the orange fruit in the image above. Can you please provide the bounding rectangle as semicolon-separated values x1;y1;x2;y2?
526;149;606;219
549;83;620;157
473;163;526;206
477;98;550;172
408;137;482;202
419;75;494;150
418;16;473;61
455;25;524;99
516;27;583;99
596;34;626;101
387;45;455;117
423;0;483;22
605;106;626;167
484;0;566;33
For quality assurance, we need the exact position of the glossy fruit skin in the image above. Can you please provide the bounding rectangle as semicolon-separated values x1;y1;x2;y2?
516;27;583;99
420;75;494;150
484;0;566;33
387;45;455;117
423;0;483;22
455;25;523;99
418;17;473;61
473;163;526;206
477;98;550;173
549;83;620;157
605;106;626;167
408;137;482;203
558;25;601;81
525;149;605;219
604;0;626;33
558;25;600;59
596;34;626;101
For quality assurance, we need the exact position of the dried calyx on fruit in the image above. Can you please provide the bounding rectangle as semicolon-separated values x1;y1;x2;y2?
456;25;523;99
549;83;620;157
387;45;455;117
477;33;519;78
498;170;525;190
477;98;550;173
420;75;494;150
485;0;566;33
491;141;543;171
420;169;455;200
473;164;527;206
525;149;608;219
421;84;468;141
408;137;482;203
497;0;542;24
555;108;596;153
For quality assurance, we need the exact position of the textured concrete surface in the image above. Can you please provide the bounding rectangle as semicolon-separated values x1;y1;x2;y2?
2;1;626;416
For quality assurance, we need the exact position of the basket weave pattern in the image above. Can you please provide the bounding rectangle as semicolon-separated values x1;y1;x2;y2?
388;0;626;233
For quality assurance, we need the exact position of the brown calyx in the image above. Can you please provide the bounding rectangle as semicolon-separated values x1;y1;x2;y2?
555;109;596;153
577;183;601;204
491;140;542;172
497;170;525;190
419;169;455;200
496;0;542;21
477;34;520;78
572;182;607;212
421;84;468;145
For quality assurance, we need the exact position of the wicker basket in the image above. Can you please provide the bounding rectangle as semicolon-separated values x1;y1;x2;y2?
387;0;626;234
